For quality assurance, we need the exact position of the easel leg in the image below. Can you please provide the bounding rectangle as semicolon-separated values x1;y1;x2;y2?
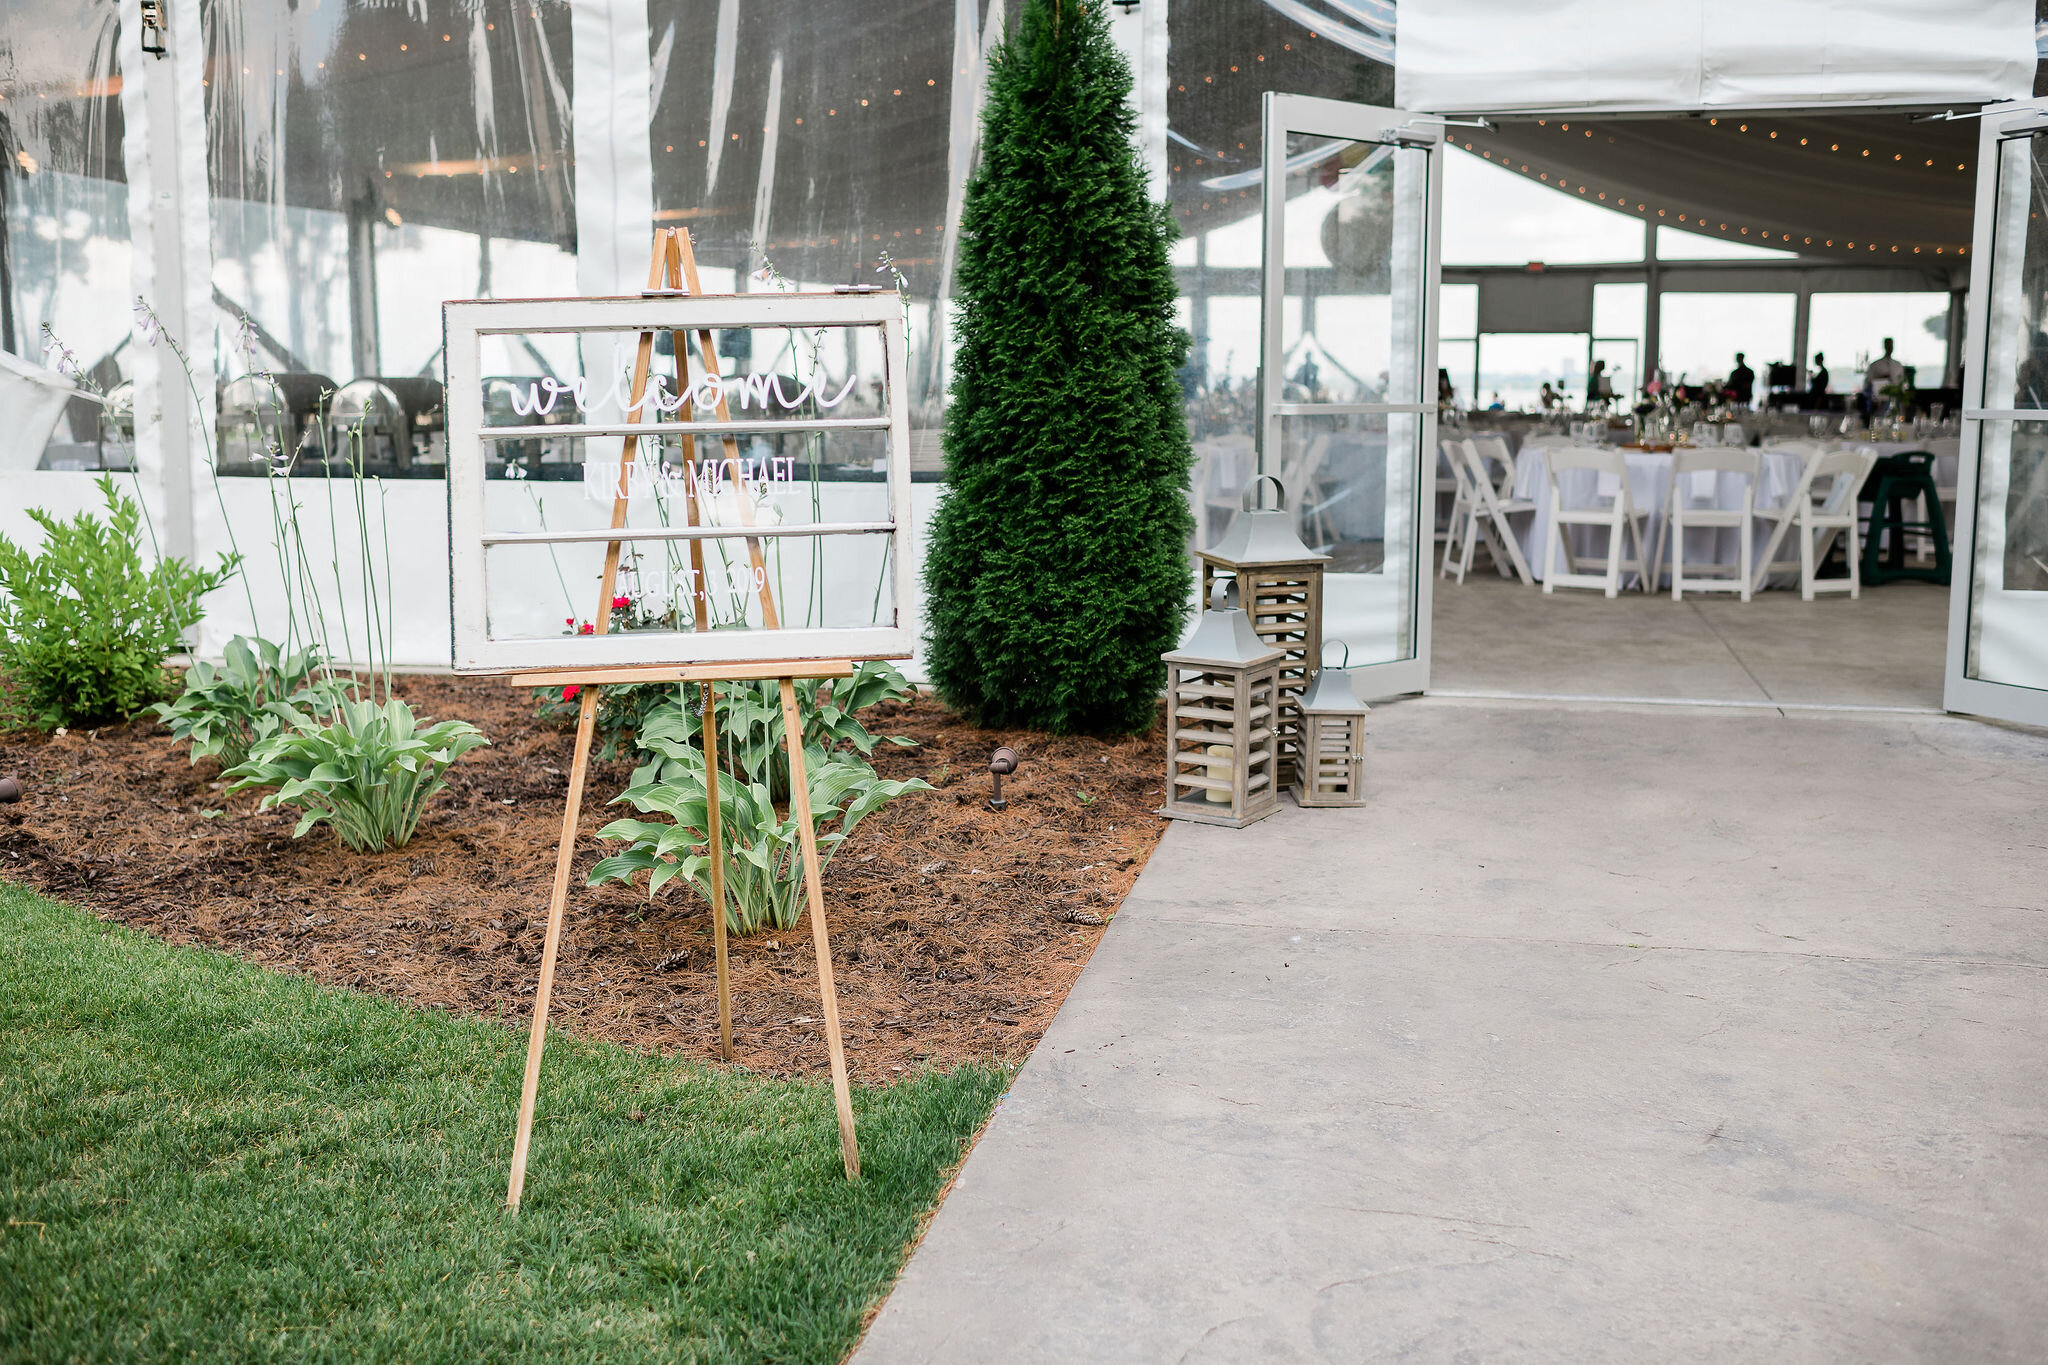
778;678;860;1180
506;684;600;1210
700;680;734;1062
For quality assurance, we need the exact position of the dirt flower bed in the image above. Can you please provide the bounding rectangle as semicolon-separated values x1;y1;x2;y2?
0;676;1167;1082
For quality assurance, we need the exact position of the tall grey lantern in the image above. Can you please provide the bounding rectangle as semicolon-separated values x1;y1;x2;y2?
1290;664;1369;808
1197;475;1329;788
1161;585;1285;829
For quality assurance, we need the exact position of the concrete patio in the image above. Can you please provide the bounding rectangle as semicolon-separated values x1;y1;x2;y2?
854;695;2048;1363
1431;570;1951;711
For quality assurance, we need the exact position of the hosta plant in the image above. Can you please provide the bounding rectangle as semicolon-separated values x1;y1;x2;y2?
630;660;918;798
227;697;488;852
150;635;350;770
590;705;931;935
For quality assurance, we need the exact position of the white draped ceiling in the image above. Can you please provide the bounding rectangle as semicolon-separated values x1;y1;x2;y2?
1396;0;2037;115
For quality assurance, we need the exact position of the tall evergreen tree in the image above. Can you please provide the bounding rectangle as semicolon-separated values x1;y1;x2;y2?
921;0;1193;736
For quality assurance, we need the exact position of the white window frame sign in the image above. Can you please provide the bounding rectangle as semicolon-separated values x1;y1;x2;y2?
443;291;916;674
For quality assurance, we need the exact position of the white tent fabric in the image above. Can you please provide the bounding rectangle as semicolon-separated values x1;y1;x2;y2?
1397;0;2036;115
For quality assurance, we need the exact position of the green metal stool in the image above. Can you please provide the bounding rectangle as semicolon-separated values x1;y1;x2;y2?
1859;451;1951;586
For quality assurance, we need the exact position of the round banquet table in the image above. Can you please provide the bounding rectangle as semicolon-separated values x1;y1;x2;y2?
1512;439;1810;589
1763;436;1959;490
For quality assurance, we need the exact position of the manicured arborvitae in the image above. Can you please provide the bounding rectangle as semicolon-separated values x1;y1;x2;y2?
921;0;1193;736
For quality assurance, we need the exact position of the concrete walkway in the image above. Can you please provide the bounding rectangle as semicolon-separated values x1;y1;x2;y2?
1432;573;1950;710
855;700;2048;1363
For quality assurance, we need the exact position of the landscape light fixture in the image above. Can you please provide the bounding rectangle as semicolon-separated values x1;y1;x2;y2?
987;747;1018;811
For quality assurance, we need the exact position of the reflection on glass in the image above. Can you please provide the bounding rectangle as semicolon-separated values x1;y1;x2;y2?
483;527;896;642
1274;411;1416;659
1966;420;2048;689
1278;133;1419;405
205;0;577;407
1964;139;2048;693
1985;134;2048;410
1;2;130;468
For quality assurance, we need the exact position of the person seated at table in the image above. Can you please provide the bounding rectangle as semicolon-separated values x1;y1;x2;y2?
1728;352;1755;409
1486;391;1506;411
1437;367;1457;409
1865;337;1905;394
1539;381;1560;411
1808;351;1829;396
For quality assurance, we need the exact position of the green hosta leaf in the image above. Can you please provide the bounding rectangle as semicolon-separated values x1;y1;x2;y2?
230;698;487;852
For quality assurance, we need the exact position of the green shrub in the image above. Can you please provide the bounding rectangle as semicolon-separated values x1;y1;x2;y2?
0;476;237;729
589;706;930;935
150;635;349;770
920;0;1194;735
227;696;488;852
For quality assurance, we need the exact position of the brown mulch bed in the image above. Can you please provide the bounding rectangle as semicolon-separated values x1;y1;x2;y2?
0;678;1167;1083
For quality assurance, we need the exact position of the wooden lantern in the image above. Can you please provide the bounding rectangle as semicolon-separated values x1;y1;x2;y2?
1290;666;1369;807
1161;590;1285;828
1198;475;1329;787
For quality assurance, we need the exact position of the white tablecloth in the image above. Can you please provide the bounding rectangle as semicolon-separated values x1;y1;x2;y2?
1513;441;1809;588
1763;437;1959;491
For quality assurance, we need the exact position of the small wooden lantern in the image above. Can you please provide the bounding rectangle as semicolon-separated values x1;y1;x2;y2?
1198;475;1329;787
1161;587;1286;828
1290;665;1369;807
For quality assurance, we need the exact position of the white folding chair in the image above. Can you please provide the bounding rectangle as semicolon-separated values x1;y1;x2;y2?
1434;440;1464;547
1469;434;1519;500
1655;448;1758;601
1753;447;1876;600
1439;438;1479;580
1542;446;1652;597
1453;439;1537;586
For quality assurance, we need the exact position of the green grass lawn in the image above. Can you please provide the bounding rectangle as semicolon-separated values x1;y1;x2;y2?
0;884;1005;1364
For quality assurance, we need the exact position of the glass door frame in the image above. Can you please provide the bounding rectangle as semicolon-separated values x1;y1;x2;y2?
1259;92;1442;699
1947;95;2048;728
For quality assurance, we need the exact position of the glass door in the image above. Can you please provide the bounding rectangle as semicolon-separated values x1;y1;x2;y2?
1949;98;2048;727
1260;93;1440;698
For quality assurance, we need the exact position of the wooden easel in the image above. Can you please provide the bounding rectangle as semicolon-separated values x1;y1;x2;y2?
502;228;862;1210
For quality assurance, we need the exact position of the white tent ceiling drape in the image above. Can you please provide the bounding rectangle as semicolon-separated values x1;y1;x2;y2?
1396;0;2037;115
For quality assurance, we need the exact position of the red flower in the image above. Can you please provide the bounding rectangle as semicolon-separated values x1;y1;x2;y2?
561;684;581;701
612;595;631;611
565;616;575;626
578;623;595;635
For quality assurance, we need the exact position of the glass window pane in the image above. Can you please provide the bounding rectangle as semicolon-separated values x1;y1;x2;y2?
1656;293;1796;393
1983;134;2048;410
1442;148;1644;266
1439;282;1478;338
1277;135;1426;404
1437;340;1477;411
1806;292;1951;393
1655;225;1796;260
205;0;577;412
2;1;132;469
1276;410;1417;663
1476;333;1586;411
1965;419;2048;689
